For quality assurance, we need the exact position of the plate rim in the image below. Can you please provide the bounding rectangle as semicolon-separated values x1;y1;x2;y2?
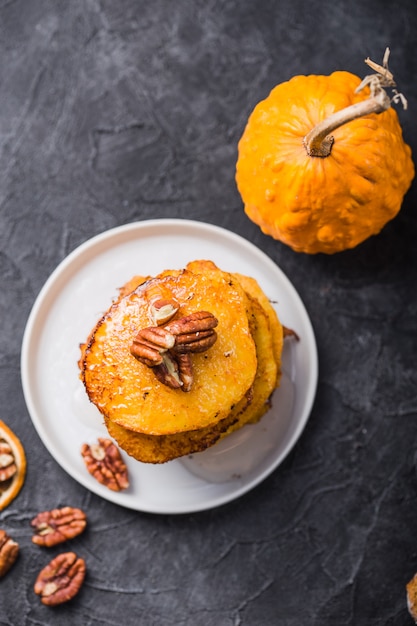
21;218;318;514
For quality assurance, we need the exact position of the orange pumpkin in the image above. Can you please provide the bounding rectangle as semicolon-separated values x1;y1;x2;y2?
236;50;415;254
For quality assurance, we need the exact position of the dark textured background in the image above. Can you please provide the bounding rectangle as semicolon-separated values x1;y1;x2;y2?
1;1;417;624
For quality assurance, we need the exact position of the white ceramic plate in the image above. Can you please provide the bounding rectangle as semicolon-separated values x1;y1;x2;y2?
21;219;318;514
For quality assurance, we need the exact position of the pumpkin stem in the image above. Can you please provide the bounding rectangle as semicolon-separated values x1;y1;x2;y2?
303;48;407;157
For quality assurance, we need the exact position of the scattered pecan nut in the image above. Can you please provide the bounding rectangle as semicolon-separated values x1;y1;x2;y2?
131;310;218;391
34;551;86;606
31;507;87;548
0;529;19;578
81;438;129;492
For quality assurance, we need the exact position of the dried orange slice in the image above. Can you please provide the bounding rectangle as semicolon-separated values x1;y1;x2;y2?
0;420;27;510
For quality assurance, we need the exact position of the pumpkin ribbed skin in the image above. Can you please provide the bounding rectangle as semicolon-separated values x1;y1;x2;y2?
236;71;415;254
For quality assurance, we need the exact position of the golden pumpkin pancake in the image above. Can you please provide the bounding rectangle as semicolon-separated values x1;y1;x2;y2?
81;267;257;435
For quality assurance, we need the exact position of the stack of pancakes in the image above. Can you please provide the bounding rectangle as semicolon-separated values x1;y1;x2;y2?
79;260;284;463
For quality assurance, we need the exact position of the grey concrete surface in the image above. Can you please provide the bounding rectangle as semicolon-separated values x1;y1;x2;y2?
1;1;417;624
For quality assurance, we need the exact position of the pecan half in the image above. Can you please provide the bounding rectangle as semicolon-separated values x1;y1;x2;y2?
31;507;87;548
152;352;194;392
81;438;129;492
149;298;179;326
130;326;175;365
153;353;182;389
175;352;194;392
166;311;218;353
34;552;86;606
0;529;19;578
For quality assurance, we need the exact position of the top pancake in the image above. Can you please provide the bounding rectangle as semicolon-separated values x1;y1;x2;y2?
81;265;258;435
